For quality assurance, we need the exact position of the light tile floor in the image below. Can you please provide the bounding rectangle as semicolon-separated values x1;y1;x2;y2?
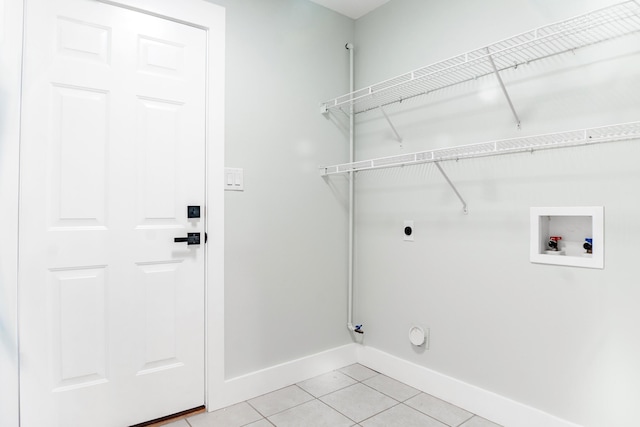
163;364;503;427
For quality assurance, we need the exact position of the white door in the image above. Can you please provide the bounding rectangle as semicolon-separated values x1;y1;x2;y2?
19;0;207;425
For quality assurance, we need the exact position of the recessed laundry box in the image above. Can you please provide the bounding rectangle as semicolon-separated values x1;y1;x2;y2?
530;206;604;269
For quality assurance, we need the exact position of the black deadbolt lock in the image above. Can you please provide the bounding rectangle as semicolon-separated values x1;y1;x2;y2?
404;226;413;236
188;205;201;218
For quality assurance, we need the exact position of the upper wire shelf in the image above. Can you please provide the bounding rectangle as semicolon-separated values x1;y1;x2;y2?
320;1;640;115
319;121;640;175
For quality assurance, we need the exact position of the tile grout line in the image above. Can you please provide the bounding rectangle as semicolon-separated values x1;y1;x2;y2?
456;413;476;427
179;365;503;427
316;397;360;425
355;401;404;425
328;367;479;427
330;370;376;424
317;369;403;426
357;377;420;403
239;415;275;427
298;378;362;400
248;384;318;421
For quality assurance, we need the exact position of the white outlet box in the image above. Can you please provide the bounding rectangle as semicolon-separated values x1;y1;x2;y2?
404;220;414;241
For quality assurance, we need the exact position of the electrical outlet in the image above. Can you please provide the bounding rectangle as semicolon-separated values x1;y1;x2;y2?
404;220;414;241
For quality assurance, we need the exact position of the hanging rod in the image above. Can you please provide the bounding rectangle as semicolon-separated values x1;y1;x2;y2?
320;1;640;115
319;121;640;176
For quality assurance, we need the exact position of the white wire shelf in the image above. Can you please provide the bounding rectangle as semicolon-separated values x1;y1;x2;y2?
319;121;640;176
320;1;640;115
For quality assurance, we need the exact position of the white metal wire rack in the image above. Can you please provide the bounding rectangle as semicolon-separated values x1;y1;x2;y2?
320;1;640;115
319;121;640;176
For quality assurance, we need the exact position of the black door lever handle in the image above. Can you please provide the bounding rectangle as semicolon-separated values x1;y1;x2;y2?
174;232;200;245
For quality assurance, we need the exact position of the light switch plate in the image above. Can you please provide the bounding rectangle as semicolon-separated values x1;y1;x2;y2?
224;167;244;191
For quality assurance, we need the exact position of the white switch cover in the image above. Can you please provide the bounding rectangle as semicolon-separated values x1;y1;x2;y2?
224;168;244;191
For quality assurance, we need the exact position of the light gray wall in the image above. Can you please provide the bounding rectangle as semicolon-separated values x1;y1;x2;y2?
204;0;355;378
351;1;640;426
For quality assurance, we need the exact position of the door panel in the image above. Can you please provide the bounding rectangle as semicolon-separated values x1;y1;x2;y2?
56;16;111;64
52;84;109;227
136;260;183;373
51;266;108;391
137;97;183;221
19;0;207;425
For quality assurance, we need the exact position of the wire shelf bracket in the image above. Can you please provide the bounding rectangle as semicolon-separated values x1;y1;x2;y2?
486;48;521;129
378;105;403;144
435;162;468;214
320;1;640;119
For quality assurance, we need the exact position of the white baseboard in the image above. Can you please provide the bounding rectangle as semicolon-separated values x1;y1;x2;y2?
357;345;583;427
208;342;582;427
208;343;358;410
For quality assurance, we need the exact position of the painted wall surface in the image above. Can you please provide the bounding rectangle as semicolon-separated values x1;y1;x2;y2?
205;0;354;378
351;1;640;426
0;1;23;426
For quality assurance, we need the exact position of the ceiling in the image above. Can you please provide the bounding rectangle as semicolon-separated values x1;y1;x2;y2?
307;0;391;20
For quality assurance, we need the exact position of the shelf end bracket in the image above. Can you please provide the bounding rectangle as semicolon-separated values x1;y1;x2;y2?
486;49;521;129
435;161;468;214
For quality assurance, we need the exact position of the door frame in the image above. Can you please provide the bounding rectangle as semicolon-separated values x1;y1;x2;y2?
2;1;226;424
0;0;25;426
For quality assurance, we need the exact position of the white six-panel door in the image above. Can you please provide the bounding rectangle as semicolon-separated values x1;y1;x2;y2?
19;0;207;425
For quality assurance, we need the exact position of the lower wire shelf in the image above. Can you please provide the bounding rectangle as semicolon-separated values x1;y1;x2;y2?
319;121;640;176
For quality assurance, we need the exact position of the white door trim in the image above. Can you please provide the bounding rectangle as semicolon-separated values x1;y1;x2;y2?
0;0;25;426
6;1;225;423
93;0;227;412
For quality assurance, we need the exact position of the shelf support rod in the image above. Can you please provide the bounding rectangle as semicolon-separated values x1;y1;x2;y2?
378;105;403;144
486;48;521;129
434;162;468;214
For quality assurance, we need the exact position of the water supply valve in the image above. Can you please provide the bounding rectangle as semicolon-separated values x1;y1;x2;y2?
548;236;562;251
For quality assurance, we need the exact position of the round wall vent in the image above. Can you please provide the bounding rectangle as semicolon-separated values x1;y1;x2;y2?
409;326;426;346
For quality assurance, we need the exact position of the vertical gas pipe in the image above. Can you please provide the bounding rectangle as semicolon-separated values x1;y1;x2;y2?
345;43;362;335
